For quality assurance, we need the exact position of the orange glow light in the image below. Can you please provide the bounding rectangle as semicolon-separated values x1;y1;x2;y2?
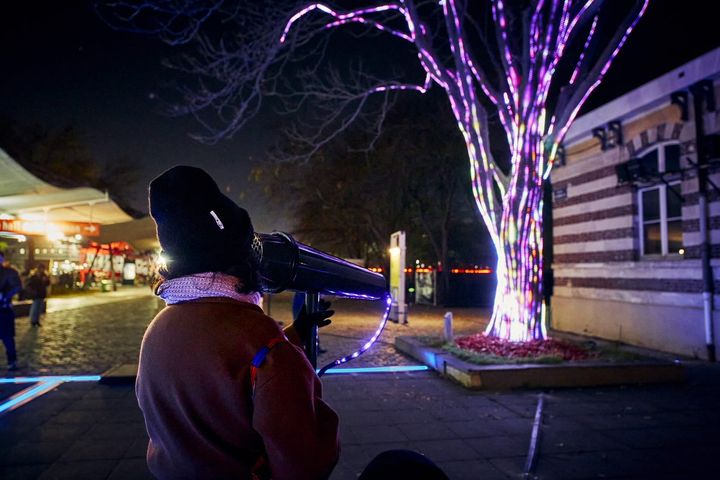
450;268;493;274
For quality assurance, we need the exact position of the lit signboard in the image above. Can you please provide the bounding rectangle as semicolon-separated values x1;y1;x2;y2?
0;219;101;237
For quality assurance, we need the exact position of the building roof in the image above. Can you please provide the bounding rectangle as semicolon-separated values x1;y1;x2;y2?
0;148;132;225
97;216;160;251
564;46;720;147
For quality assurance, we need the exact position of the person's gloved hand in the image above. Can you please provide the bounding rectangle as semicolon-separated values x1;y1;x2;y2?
293;299;334;346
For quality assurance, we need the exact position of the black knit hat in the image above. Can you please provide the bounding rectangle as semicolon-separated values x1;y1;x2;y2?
149;165;255;279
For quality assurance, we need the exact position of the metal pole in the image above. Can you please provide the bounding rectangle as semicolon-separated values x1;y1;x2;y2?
691;81;716;362
304;292;319;368
443;311;454;343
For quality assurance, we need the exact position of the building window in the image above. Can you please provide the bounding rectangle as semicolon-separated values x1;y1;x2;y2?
637;143;683;256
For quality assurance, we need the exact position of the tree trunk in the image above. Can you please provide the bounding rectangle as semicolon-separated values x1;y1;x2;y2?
484;169;547;341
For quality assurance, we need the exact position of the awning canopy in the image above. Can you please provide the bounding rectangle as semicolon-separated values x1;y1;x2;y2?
97;216;160;251
0;148;132;225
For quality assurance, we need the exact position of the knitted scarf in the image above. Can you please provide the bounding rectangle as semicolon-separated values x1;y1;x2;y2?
156;272;263;307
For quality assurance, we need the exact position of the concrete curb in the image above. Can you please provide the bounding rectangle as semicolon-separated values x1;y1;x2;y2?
99;363;138;385
395;336;686;389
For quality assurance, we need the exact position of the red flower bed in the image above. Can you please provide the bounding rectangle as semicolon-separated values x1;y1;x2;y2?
455;334;592;361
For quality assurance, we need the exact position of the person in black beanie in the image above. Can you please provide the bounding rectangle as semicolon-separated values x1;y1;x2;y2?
137;165;339;480
139;166;448;480
148;164;258;287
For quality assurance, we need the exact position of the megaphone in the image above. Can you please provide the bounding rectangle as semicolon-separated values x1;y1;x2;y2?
255;232;387;300
253;232;389;371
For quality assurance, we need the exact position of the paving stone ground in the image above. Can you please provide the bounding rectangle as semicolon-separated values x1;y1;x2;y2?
1;290;719;479
6;289;488;376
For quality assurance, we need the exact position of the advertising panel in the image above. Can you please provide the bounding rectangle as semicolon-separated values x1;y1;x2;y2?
0;219;100;237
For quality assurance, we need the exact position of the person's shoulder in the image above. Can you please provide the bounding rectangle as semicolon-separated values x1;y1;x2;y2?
1;266;20;279
159;298;280;331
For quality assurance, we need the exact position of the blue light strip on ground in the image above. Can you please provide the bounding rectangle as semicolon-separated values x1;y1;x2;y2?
0;380;62;414
0;365;430;414
318;365;430;374
0;375;101;416
0;375;101;384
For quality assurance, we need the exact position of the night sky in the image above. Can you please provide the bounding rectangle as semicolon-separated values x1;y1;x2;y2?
1;1;718;232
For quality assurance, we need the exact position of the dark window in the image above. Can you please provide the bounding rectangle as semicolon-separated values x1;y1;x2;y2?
642;188;660;221
667;220;683;254
639;149;659;176
643;223;662;255
665;144;681;172
667;188;682;219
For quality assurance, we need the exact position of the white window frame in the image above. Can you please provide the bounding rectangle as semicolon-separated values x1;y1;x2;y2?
637;142;683;257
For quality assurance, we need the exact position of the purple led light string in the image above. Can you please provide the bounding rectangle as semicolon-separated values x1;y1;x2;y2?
317;295;392;377
324;18;412;42
551;0;649;157
528;0;545;61
279;0;648;343
569;15;599;84
492;0;519;106
485;0;554;339
281;3;409;44
368;73;432;94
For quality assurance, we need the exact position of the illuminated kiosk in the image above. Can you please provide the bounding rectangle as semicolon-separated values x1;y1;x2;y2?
389;231;407;324
0;147;135;287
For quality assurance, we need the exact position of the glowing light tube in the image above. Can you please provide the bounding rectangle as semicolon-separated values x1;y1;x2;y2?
0;380;62;415
0;375;102;384
319;365;430;374
317;294;393;377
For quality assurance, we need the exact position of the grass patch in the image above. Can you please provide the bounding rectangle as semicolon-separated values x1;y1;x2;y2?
443;343;564;365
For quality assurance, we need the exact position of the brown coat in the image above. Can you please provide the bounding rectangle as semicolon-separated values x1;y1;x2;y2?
136;297;340;479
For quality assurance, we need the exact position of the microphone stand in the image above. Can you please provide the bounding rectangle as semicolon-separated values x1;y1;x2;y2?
304;292;319;369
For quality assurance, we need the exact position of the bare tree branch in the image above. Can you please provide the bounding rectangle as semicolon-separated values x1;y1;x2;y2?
550;0;649;151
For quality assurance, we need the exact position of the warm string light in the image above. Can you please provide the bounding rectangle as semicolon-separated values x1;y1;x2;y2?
450;268;492;274
281;0;648;343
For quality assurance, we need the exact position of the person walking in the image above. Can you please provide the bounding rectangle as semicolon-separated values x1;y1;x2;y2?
0;251;22;371
26;263;50;327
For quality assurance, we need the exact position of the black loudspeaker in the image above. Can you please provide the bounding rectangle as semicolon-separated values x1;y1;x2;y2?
255;232;387;300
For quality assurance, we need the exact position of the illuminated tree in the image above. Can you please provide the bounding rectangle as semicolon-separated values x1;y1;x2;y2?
99;0;649;341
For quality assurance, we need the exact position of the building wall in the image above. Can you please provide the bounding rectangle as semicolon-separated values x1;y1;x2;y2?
550;83;720;359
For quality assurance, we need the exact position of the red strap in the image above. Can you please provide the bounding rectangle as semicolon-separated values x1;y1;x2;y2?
250;336;287;396
249;336;287;480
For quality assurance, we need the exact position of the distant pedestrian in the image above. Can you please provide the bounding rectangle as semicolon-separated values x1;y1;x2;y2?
26;263;50;327
0;251;22;371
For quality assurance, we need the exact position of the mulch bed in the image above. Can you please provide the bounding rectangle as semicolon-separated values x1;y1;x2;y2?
455;334;593;361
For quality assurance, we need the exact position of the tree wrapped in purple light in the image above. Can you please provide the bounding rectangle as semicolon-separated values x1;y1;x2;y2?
98;0;649;341
277;0;648;341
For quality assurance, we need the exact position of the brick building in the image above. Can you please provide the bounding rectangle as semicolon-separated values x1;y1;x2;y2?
550;47;720;360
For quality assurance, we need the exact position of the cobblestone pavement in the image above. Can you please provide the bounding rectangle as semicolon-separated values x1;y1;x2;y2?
4;290;488;376
7;290;163;376
267;293;490;370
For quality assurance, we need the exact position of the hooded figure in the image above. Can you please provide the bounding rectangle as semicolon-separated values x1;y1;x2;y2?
136;165;339;480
